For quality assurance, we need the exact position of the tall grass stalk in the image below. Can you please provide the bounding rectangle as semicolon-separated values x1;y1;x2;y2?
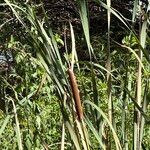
60;122;65;150
105;0;113;149
106;0;112;125
135;5;148;149
139;81;149;149
121;63;131;150
60;91;66;150
10;98;23;150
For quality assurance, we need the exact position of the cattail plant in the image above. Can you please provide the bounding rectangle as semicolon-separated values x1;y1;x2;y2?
1;0;150;149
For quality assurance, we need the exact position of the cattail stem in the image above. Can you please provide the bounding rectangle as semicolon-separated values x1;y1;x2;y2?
68;68;83;121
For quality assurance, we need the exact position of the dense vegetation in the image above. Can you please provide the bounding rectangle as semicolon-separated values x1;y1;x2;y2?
0;0;150;150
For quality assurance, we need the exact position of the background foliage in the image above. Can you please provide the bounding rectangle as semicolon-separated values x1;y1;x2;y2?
0;0;150;150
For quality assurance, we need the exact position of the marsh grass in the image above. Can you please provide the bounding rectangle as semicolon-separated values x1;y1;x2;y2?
0;0;150;149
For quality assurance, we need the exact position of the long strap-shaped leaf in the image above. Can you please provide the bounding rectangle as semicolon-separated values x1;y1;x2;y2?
84;100;122;150
76;0;93;59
